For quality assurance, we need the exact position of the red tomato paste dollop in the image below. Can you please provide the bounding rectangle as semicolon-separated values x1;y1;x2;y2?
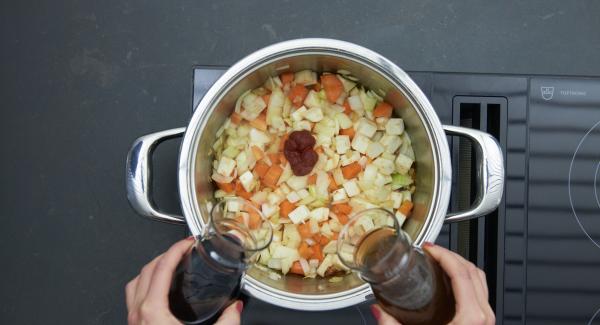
283;130;318;176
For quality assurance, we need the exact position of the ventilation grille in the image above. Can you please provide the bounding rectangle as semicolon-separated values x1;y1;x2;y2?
451;96;507;315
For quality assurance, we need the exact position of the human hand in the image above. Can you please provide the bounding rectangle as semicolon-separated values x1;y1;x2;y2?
125;237;243;325
370;243;495;325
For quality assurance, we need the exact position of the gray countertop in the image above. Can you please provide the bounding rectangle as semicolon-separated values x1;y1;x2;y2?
1;1;599;323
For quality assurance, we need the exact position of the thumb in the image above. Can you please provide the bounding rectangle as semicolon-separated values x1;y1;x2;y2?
214;301;243;325
371;304;402;325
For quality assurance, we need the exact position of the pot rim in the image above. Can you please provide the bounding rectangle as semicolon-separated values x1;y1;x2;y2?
177;38;452;310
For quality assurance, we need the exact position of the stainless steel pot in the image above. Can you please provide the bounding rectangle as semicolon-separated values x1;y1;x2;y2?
126;39;504;310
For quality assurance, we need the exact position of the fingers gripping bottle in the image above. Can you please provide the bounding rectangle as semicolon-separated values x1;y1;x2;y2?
337;209;455;325
169;198;273;324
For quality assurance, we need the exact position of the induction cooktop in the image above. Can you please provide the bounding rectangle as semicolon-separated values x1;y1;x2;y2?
191;67;600;325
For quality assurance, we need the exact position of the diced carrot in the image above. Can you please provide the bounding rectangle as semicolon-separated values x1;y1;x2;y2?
308;174;317;185
268;152;280;165
253;160;270;179
262;94;271;107
248;209;262;229
399;201;414;216
235;181;252;200
298;223;312;238
343;100;353;115
342;162;362;179
280;72;294;85
216;181;235;193
321;74;344;103
230;112;243;124
312;244;324;262
332;232;339;240
313;82;321;92
288;84;309;108
339;127;355;140
279;200;296;218
331;203;352;215
279;133;290;151
315;146;324;154
318;234;330;246
279;153;287;165
251;145;265;160
248;200;261;209
249;112;267;131
298;242;314;259
373;101;393;118
327;173;337;192
290;261;304;275
235;215;245;227
337;214;349;225
262;164;283;188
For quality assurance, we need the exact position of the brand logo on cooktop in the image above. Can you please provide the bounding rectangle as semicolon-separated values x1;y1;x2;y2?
541;86;554;100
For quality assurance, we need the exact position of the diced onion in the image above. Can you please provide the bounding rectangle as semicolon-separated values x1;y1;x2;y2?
211;173;234;184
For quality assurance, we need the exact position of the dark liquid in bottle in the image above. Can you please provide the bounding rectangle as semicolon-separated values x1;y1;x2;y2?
355;228;455;325
169;235;245;324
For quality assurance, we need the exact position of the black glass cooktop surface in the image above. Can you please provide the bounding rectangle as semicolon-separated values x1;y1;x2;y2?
527;78;600;325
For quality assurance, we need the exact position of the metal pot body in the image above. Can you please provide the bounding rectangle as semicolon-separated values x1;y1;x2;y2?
126;39;504;310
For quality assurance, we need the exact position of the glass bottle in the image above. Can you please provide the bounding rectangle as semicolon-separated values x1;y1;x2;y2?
169;198;273;324
337;208;455;325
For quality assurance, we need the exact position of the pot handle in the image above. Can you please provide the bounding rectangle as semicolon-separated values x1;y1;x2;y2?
126;128;187;225
443;125;504;223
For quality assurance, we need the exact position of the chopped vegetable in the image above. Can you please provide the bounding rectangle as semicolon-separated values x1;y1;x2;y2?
251;145;265;160
254;160;270;178
230;112;243;124
298;242;313;259
298;223;312;238
263;165;283;188
279;200;297;218
391;173;413;190
288;85;309;108
386;118;405;135
356;119;378;138
341;162;362;179
217;157;236;176
216;182;235;193
351;134;371;154
321;74;344;103
373;102;393;118
294;70;318;85
342;100;353;115
343;180;361;197
235;181;252;200
399;200;414;216
280;72;294;85
290;261;304;275
331;203;352;215
288;205;311;224
339;127;355;140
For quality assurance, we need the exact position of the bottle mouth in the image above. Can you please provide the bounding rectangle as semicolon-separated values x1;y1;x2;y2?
336;208;406;274
209;197;273;255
